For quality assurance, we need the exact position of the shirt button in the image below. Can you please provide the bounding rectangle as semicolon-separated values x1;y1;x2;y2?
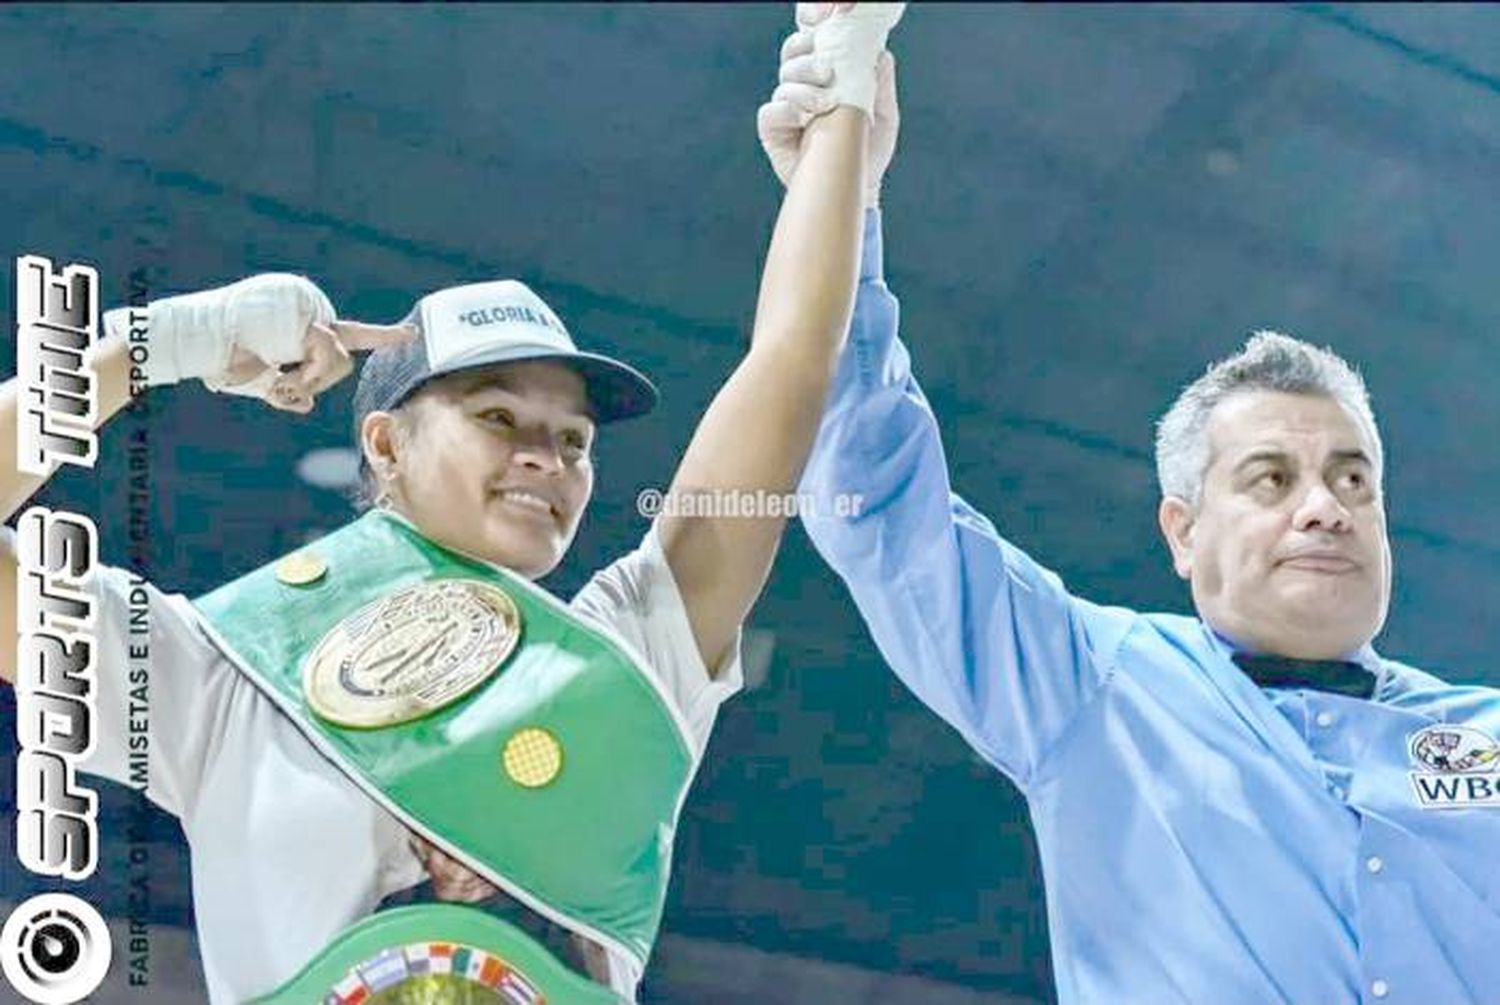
1366;856;1384;874
1372;979;1389;998
1315;711;1335;727
1330;785;1346;800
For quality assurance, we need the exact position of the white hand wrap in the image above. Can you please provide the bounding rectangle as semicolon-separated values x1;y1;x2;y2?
797;2;905;116
107;273;333;392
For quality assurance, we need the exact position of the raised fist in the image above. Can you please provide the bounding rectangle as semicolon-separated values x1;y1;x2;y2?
758;28;899;206
109;273;415;413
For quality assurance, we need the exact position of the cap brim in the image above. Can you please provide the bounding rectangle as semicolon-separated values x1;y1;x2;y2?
425;344;658;424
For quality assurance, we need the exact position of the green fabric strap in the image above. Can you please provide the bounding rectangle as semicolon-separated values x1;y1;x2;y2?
192;511;694;969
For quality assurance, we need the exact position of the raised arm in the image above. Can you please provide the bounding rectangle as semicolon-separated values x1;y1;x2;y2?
1;273;411;683
0;333;134;683
657;5;903;674
797;210;1142;784
786;112;1137;789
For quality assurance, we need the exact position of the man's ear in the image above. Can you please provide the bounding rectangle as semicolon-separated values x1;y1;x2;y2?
1158;496;1196;581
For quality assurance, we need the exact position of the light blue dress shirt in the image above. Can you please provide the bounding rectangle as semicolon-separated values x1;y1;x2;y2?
798;210;1500;1005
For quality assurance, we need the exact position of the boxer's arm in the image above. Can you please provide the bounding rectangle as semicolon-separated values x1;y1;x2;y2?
658;103;870;676
798;214;1131;785
1;337;133;526
654;5;904;677
1;277;412;684
0;336;133;683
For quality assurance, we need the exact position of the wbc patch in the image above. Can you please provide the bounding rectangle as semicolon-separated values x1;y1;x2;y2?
1408;725;1500;809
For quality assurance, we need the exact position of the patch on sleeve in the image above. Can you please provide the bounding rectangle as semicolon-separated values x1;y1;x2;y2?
1409;725;1500;809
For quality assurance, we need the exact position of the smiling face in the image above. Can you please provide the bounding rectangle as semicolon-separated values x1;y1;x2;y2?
1158;390;1392;659
362;360;597;579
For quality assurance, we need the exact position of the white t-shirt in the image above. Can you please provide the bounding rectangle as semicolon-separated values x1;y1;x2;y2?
79;525;742;1003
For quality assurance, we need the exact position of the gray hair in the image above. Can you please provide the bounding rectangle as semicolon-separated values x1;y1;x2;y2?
1154;330;1382;505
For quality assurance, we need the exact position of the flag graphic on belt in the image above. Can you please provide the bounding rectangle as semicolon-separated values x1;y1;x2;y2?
324;941;549;1003
500;970;543;1004
402;942;431;976
323;971;368;1005
428;941;455;975
479;954;505;986
358;947;409;992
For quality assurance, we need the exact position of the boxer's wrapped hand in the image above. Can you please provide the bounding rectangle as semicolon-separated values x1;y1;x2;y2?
106;273;415;414
758;24;900;205
113;273;332;390
797;2;904;117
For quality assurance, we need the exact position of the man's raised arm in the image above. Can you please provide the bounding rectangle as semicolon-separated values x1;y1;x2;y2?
787;91;1134;789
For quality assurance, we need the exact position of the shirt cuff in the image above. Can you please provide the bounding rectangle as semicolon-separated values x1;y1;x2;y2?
860;207;884;283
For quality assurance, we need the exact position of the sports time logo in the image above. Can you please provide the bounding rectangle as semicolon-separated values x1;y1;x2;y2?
6;255;112;1003
1408;725;1500;809
0;895;111;1005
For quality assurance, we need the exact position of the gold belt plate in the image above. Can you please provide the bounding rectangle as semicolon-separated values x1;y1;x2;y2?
304;579;523;729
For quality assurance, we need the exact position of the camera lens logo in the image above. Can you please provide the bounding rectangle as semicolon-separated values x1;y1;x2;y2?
0;894;112;1004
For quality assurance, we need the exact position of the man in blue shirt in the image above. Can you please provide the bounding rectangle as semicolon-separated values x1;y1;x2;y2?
763;15;1500;1005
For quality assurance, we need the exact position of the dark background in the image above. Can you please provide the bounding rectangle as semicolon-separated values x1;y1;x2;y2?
2;4;1498;1002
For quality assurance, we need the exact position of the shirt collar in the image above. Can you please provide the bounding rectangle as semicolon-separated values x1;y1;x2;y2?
1200;622;1388;697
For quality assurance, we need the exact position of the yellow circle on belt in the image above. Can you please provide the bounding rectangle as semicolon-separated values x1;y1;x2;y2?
275;550;327;586
502;727;563;788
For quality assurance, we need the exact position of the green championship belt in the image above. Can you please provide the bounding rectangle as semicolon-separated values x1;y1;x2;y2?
255;904;618;1004
191;511;697;1004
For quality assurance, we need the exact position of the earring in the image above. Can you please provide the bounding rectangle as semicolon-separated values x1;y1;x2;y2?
372;465;396;511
